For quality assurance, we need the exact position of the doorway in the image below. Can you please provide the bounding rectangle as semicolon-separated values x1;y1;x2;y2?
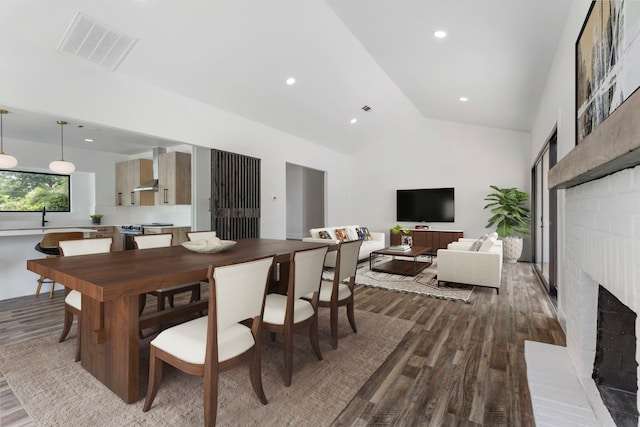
531;129;557;298
286;163;325;240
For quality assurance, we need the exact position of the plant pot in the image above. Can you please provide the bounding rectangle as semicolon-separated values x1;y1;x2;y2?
502;236;523;263
92;218;101;224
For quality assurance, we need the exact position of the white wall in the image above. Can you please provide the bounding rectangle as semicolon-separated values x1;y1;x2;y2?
350;115;531;251
0;38;354;240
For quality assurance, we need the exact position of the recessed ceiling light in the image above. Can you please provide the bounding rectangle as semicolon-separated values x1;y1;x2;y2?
459;97;469;102
434;30;447;39
84;138;94;142
286;77;296;85
350;118;358;124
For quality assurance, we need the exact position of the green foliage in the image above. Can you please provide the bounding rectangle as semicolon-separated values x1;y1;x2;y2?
0;171;70;212
90;214;103;220
484;185;530;238
391;224;410;234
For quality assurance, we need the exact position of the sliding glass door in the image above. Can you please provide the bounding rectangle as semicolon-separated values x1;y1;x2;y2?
532;130;557;298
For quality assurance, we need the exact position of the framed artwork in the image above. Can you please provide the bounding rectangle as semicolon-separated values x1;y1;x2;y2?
576;1;640;145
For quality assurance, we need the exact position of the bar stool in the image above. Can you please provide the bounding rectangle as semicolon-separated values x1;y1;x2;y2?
34;232;84;298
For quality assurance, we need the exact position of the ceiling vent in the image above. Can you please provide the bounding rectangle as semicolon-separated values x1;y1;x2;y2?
57;12;137;71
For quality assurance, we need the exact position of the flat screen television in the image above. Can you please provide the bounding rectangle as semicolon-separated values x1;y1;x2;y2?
396;188;455;222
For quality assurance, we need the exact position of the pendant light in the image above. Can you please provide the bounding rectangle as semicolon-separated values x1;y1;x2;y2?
49;120;75;174
0;109;18;169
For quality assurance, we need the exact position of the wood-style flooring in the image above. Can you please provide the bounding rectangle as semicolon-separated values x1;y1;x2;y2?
0;262;564;426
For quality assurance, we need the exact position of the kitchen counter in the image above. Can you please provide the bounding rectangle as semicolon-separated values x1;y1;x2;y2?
0;228;98;237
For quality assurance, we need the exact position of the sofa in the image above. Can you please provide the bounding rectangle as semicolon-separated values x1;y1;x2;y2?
436;233;503;293
302;225;385;267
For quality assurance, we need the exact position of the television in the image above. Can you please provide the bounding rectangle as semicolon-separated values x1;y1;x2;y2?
396;188;455;222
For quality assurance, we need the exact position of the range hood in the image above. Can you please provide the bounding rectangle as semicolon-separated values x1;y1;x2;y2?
133;147;165;192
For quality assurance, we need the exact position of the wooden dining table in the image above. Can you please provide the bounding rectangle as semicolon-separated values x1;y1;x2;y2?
26;238;333;403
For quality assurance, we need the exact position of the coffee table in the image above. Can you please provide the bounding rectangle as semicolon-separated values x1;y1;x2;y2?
369;246;432;276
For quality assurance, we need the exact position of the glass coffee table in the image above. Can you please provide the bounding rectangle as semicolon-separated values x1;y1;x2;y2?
369;246;432;276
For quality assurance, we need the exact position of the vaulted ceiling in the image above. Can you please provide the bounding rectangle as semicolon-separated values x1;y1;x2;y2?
1;0;572;154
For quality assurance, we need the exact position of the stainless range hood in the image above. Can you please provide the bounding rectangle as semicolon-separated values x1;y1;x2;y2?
133;147;165;192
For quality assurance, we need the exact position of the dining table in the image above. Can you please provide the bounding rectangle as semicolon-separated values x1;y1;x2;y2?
26;238;333;403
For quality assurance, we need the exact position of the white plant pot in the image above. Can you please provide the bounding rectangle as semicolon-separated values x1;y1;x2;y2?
502;236;523;263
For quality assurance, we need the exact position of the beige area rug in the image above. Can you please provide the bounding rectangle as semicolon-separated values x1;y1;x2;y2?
324;256;474;302
0;310;413;426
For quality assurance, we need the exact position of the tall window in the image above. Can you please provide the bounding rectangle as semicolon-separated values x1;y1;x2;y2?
0;170;71;212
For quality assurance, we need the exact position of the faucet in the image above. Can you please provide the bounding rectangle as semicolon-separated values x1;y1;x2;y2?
42;206;48;227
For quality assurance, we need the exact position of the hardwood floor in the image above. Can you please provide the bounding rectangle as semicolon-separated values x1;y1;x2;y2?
0;262;564;426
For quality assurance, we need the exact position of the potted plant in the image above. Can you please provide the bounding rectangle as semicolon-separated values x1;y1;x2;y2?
90;214;103;225
483;185;530;263
391;224;412;246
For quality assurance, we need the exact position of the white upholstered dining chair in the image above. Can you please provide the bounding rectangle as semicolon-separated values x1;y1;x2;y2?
187;230;217;242
262;245;328;386
308;239;362;349
133;233;202;313
143;254;274;426
58;237;113;361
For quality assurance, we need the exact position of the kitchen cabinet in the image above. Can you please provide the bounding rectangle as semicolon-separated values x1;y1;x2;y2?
143;226;191;245
115;159;154;206
87;225;123;251
158;152;191;205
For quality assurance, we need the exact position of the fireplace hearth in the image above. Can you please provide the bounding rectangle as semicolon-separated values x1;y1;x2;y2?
593;285;638;426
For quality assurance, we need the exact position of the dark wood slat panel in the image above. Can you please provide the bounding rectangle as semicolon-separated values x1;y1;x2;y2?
211;149;260;239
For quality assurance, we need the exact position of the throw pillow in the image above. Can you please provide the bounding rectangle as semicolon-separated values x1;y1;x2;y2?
334;228;349;242
478;235;497;252
359;227;373;241
318;230;333;239
355;227;366;240
469;239;484;251
346;227;359;241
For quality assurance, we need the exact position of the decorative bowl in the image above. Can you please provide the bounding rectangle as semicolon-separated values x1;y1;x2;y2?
181;240;236;253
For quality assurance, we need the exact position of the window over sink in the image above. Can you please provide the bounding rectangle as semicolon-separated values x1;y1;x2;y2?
0;169;70;212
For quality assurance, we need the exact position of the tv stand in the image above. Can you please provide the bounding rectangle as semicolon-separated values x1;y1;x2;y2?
389;228;463;255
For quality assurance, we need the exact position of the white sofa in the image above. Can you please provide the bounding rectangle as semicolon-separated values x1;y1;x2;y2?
302;225;385;267
436;234;503;293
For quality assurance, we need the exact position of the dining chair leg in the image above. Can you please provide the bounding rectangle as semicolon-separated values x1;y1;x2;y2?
249;322;268;404
49;281;56;299
284;329;293;387
346;299;357;333
309;313;323;361
59;310;73;343
330;306;339;349
75;320;81;362
203;364;219;427
143;347;164;413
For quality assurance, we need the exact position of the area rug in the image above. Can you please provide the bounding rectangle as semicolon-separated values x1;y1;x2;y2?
0;310;413;426
324;256;474;302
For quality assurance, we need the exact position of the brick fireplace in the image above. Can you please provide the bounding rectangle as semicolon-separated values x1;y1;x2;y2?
561;167;640;424
539;76;640;425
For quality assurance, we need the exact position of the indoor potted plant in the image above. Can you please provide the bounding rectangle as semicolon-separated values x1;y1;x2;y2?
90;214;103;225
391;224;412;246
483;185;530;263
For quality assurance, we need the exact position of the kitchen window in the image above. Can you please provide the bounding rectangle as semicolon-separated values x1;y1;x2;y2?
0;169;70;212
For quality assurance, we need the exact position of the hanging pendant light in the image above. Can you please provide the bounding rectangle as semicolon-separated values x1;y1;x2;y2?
0;109;18;169
49;120;75;174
